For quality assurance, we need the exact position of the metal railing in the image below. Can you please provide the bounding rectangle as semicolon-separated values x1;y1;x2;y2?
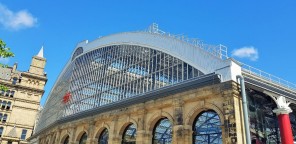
146;23;296;92
146;23;229;60
241;62;296;91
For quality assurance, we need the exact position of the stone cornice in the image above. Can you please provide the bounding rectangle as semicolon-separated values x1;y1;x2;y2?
4;122;34;129
13;105;39;111
0;81;45;94
14;97;40;105
21;72;47;82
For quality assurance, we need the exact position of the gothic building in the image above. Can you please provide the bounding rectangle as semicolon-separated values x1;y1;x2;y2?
0;48;47;144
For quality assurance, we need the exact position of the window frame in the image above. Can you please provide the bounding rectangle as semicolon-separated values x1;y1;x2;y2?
98;128;109;144
0;127;3;137
2;114;7;122
12;77;18;85
20;129;27;140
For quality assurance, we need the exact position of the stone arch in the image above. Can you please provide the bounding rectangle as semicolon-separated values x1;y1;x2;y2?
289;100;296;106
40;138;45;144
192;110;223;144
288;102;296;139
51;133;57;144
60;134;70;144
147;111;174;132
44;133;52;144
185;102;224;126
75;130;88;142
94;123;110;139
118;117;138;136
264;92;289;109
45;136;50;144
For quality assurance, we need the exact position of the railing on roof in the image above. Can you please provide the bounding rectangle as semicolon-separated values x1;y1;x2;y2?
241;62;296;91
145;23;296;92
146;23;229;60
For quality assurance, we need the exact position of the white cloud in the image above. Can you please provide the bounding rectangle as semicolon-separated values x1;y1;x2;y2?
232;46;259;61
0;3;37;30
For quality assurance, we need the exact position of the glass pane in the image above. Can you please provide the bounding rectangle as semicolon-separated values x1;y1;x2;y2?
79;133;87;144
63;45;204;117
99;129;108;144
21;129;27;140
37;44;205;133
247;89;280;143
64;136;69;144
122;124;136;144
193;111;222;144
153;118;172;144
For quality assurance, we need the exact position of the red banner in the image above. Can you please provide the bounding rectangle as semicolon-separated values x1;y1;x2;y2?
62;92;71;104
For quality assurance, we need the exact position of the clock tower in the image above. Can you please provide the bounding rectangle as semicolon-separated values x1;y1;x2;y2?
29;47;46;75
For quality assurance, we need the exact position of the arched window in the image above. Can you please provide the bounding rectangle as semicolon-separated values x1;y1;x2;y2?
247;89;279;143
152;118;172;144
122;123;136;144
193;110;222;144
79;132;87;144
63;135;69;144
98;128;109;144
290;104;296;141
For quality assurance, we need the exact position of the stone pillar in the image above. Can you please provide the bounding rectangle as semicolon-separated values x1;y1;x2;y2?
172;125;185;144
55;129;61;144
87;120;96;144
272;96;294;144
222;82;245;144
172;98;184;144
136;105;147;144
69;125;77;144
109;116;120;144
183;125;193;144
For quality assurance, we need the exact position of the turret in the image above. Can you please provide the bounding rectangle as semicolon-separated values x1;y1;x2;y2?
28;46;46;75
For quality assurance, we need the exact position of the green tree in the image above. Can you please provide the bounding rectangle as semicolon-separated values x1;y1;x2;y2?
0;39;15;91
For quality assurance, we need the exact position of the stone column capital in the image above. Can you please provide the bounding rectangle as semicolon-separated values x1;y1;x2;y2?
273;107;292;115
263;91;293;115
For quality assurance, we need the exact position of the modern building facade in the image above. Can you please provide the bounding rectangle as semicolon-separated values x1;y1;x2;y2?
31;24;296;144
0;48;47;144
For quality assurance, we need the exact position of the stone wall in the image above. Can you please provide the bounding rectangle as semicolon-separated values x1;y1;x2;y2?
38;81;245;144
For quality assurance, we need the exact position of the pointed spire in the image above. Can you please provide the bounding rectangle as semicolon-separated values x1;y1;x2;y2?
37;46;44;58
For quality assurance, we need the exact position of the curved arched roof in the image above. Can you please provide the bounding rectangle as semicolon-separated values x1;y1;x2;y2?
36;30;241;135
74;32;226;74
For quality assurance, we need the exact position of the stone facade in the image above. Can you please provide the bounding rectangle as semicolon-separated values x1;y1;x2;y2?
37;81;246;144
0;49;47;144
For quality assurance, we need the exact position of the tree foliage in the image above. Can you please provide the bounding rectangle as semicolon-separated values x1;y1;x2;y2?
0;39;15;91
0;39;14;57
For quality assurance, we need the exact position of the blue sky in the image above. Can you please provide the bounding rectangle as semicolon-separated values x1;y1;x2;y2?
1;1;296;105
